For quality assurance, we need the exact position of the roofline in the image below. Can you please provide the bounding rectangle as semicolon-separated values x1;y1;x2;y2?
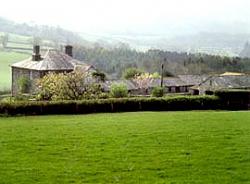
11;66;74;72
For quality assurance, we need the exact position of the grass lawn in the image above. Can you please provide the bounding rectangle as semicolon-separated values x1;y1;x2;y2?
0;51;29;90
0;111;250;183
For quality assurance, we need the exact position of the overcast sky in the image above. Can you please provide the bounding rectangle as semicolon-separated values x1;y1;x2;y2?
1;0;250;35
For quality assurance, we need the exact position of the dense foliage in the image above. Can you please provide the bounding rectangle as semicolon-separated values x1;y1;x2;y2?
215;90;250;110
91;71;106;82
73;45;250;78
151;87;164;97
122;67;144;79
36;71;102;100
0;96;223;115
110;83;128;98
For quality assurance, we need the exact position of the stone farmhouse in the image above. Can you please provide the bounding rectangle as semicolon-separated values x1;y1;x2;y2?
11;45;96;96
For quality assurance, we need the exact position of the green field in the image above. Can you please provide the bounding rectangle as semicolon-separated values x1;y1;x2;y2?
0;32;31;43
0;111;250;183
0;51;29;90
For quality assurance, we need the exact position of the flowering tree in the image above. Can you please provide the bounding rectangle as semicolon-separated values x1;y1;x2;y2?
36;71;102;100
134;72;160;89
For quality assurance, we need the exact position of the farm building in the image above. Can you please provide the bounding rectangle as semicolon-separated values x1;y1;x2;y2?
190;74;250;95
101;77;193;96
178;75;210;87
136;77;191;95
178;74;211;95
101;80;140;95
11;45;96;96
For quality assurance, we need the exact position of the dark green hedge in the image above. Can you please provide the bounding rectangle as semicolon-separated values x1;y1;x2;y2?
215;90;250;110
0;96;222;116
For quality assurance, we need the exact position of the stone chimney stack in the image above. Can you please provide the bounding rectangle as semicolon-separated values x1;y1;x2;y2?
32;45;41;61
65;45;73;57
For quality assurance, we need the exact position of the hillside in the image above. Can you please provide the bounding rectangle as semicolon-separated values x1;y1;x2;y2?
82;32;249;56
1;16;249;57
0;17;84;44
0;51;29;90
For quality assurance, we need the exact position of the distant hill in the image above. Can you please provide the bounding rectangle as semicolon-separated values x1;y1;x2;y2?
82;32;249;57
1;16;250;57
0;17;84;44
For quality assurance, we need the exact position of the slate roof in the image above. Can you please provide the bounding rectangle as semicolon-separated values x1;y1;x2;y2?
163;77;189;87
101;80;138;92
102;77;191;92
11;49;93;71
178;75;210;86
193;75;250;90
135;77;189;89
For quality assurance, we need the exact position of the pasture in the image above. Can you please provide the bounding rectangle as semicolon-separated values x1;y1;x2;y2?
0;51;29;90
0;111;250;183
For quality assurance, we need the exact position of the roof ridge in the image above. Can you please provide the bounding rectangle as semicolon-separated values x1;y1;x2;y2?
43;49;51;59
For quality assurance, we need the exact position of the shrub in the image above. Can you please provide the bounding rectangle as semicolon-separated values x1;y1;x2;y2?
151;72;161;79
0;96;222;116
110;83;128;98
215;90;250;110
122;68;143;79
1;97;14;103
92;71;106;82
36;71;102;101
152;87;164;97
98;93;110;99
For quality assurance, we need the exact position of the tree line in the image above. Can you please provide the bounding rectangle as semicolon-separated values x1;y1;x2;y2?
73;45;250;78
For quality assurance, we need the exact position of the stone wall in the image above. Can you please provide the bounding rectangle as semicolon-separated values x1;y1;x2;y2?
11;67;41;96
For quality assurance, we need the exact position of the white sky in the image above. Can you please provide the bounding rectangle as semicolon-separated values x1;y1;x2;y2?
1;0;250;35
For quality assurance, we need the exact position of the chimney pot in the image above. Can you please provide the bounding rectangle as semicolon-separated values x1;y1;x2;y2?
65;45;73;57
32;45;41;61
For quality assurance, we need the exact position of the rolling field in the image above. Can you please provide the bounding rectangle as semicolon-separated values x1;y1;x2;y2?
0;51;29;90
0;32;31;43
0;111;250;183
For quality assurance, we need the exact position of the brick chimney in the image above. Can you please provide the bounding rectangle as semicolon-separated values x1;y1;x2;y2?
32;45;41;61
65;45;73;57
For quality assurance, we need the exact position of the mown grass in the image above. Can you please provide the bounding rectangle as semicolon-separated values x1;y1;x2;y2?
0;111;250;183
0;51;29;90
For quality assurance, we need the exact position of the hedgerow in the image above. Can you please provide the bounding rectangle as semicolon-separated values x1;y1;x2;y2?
0;96;222;116
215;90;250;110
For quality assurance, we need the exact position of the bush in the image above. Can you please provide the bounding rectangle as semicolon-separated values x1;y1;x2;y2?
152;87;164;97
122;68;143;79
98;93;110;99
36;71;102;101
92;71;106;82
0;96;222;116
110;83;128;98
215;90;250;110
